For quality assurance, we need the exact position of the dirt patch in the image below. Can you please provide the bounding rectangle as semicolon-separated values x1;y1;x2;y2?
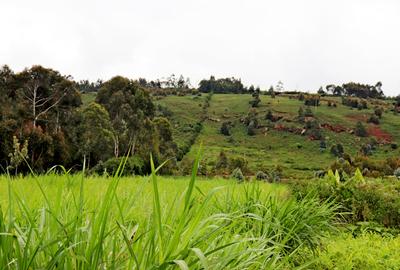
367;125;392;143
346;113;368;122
321;123;348;133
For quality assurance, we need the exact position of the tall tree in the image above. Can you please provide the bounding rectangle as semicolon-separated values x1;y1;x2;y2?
96;76;155;158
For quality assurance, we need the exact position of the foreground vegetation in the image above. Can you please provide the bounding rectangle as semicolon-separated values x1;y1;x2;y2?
1;157;400;269
0;155;340;269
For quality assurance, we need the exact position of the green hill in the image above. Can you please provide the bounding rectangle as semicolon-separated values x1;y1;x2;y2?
154;93;400;178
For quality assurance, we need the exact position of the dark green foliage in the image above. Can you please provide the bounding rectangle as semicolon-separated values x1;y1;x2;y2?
229;156;248;172
355;121;368;137
304;106;314;117
249;94;261;107
247;121;256;136
231;167;244;182
360;144;373;156
198;76;245;94
91;156;145;176
342;97;368;109
215;151;229;170
368;114;380;125
77;102;114;168
268;86;276;98
220;121;231;136
317;86;326;95
265;110;274;121
255;171;268;181
0;65;82;172
297;107;305;122
374;107;383;118
320;140;327;150
304;95;320;106
330;144;344;157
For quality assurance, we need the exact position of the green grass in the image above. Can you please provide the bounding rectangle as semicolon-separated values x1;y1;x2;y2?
0;158;341;269
156;95;205;149
166;94;400;177
299;233;400;269
80;92;97;106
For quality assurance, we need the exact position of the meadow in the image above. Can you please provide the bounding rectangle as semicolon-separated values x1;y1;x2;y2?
1;167;399;269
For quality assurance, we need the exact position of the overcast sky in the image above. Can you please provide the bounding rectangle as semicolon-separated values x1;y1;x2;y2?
1;0;400;95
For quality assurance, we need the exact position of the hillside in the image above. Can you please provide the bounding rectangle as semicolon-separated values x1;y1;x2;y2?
155;93;400;178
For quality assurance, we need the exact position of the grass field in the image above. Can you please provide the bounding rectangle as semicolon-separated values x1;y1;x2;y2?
1;172;399;269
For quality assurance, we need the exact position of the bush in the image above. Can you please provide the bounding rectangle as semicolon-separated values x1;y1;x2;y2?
91;156;145;176
215;151;228;169
330;144;344;157
355;121;368;137
255;171;269;181
368;114;380;124
247;121;256;136
374;107;383;118
231;167;244;182
229;156;248;172
290;172;400;227
220;121;231;136
304;106;313;117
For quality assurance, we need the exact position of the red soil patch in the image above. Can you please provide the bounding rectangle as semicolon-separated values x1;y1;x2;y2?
367;125;392;143
346;114;368;122
321;123;348;133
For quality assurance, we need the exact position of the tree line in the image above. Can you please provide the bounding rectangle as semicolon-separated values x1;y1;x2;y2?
0;65;177;174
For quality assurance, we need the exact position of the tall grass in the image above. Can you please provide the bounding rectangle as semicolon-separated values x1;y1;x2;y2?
0;153;339;269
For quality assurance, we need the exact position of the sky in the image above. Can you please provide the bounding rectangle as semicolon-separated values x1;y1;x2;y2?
1;0;400;95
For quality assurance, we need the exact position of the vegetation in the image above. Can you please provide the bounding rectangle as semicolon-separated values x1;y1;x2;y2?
2;64;400;268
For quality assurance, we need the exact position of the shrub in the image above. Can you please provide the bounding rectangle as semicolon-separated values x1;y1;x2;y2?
229;156;248;172
231;167;244;182
320;140;327;150
304;106;313;117
368;114;380;124
247;121;256;136
360;144;373;156
330;144;344;157
92;156;145;176
355;121;368;137
304;95;320;106
215;151;228;169
290;172;400;227
220;121;231;136
265;110;274;121
374;107;383;118
255;171;269;181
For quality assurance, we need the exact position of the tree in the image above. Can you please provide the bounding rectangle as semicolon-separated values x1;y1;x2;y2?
16;66;81;129
268;86;275;98
317;86;326;95
78;102;114;168
96;76;155;158
275;81;284;92
198;76;244;94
